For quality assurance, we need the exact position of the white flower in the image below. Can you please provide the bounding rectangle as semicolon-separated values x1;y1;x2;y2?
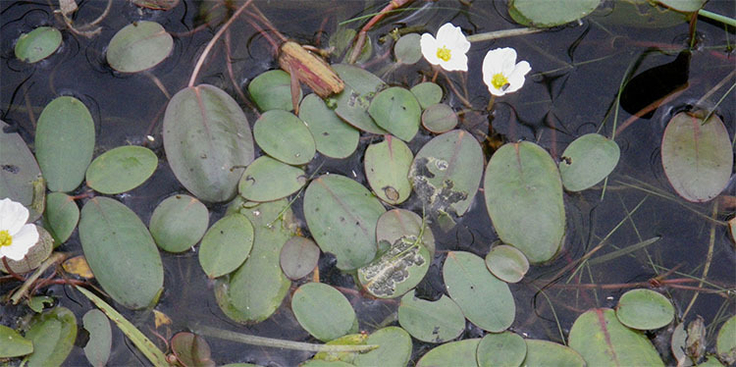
482;47;531;96
0;198;39;261
420;23;470;72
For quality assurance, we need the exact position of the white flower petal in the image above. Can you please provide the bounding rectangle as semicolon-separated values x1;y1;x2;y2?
505;61;532;93
0;224;37;261
482;48;506;77
420;33;441;65
442;53;468;72
0;198;30;235
499;48;519;75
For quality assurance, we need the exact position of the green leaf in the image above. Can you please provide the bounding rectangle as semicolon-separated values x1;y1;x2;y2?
661;111;732;202
398;292;465;343
171;332;215;367
508;0;602;27
304;174;386;270
332;63;388;134
85;145;157;194
559;133;620;192
149;194;209;253
657;0;707;12
199;213;254;278
485;244;530;283
253;110;316;165
443;251;515;332
0;324;32;358
394;33;422;65
163;84;255;202
35;96;95;193
716;315;736;365
616;289;674;330
79;197;163;309
238;155;307;201
409;129;484;217
477;331;527;367
0;119;43;221
75;286;169;366
422;103;458;134
82;309;112;367
292;282;357;342
299;93;359;159
106;21;173;73
411;82;443;110
522;340;585;367
43;192;79;243
280;236;320;280
484;141;565;263
377;208;435;257
215;199;294;323
364;136;413;205
368;87;421;141
14;26;61;63
354;327;412;367
416;339;481;367
248;69;301;112
568;308;664;366
23;307;77;367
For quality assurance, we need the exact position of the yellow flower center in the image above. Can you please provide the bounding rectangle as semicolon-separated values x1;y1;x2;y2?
0;230;11;248
491;73;510;90
436;46;451;62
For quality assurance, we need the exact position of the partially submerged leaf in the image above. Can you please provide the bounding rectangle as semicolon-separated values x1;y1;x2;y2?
198;213;254;278
82;309;112;367
398;292;465;343
106;21;173;73
353;327;412;367
163;84;254;203
377;208;435;257
23;307;77;367
331;63;388;134
364;136;413;205
717;315;736;365
422;103;458;134
523;339;585;367
509;0;602;27
35;96;95;193
0;324;32;358
85;145;158;194
299;93;359;159
14;26;62;63
238;155;307;201
477;332;526;367
280;236;320;280
292;282;357;342
485;244;530;283
0;119;43;221
411;82;443;110
416;339;481;367
657;0;707;13
394;33;422;65
248;69;301;112
661;111;732;202
43;192;79;243
171;332;215;367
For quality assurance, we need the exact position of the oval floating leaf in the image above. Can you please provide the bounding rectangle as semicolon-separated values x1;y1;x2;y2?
280;236;320;280
215;199;294;323
717;315;736;365
332;63;388;134
569;308;664;366
0;324;32;358
304;174;386;270
394;33;422;65
523;339;585;367
248;69;301;112
253;110;316;165
198;213;254;278
364;136;413;205
35;96;95;193
357;229;430;298
616;289;674;330
238;156;306;201
0;226;53;274
86;145;157;194
559;133;620;192
368;87;421;141
409;129;484;217
292;282;357;342
484;141;565;263
82;309;112;367
443;251;515;332
354;327;412;367
377;208;435;257
422;103;458;134
398;292;465;343
658;0;707;12
477;331;527;367
1;119;43;220
509;0;602;27
299;94;359;158
149;194;209;253
661;111;732;202
44;192;79;244
411;82;443;110
15;26;62;63
23;307;77;367
171;332;215;367
163;84;254;203
485;244;530;283
416;339;481;367
79;197;164;309
106;21;173;73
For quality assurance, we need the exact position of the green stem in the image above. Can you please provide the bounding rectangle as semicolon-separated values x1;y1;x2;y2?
10;252;67;305
698;9;736;28
467;27;544;43
191;324;378;353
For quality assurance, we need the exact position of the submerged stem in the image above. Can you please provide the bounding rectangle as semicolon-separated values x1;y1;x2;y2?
466;27;544;43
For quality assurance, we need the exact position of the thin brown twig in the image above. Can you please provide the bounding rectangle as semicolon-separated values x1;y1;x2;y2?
682;202;719;318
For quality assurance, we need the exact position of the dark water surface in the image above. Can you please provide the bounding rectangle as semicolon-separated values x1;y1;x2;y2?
1;0;735;365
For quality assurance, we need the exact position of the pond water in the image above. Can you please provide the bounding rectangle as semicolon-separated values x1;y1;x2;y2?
1;0;734;366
